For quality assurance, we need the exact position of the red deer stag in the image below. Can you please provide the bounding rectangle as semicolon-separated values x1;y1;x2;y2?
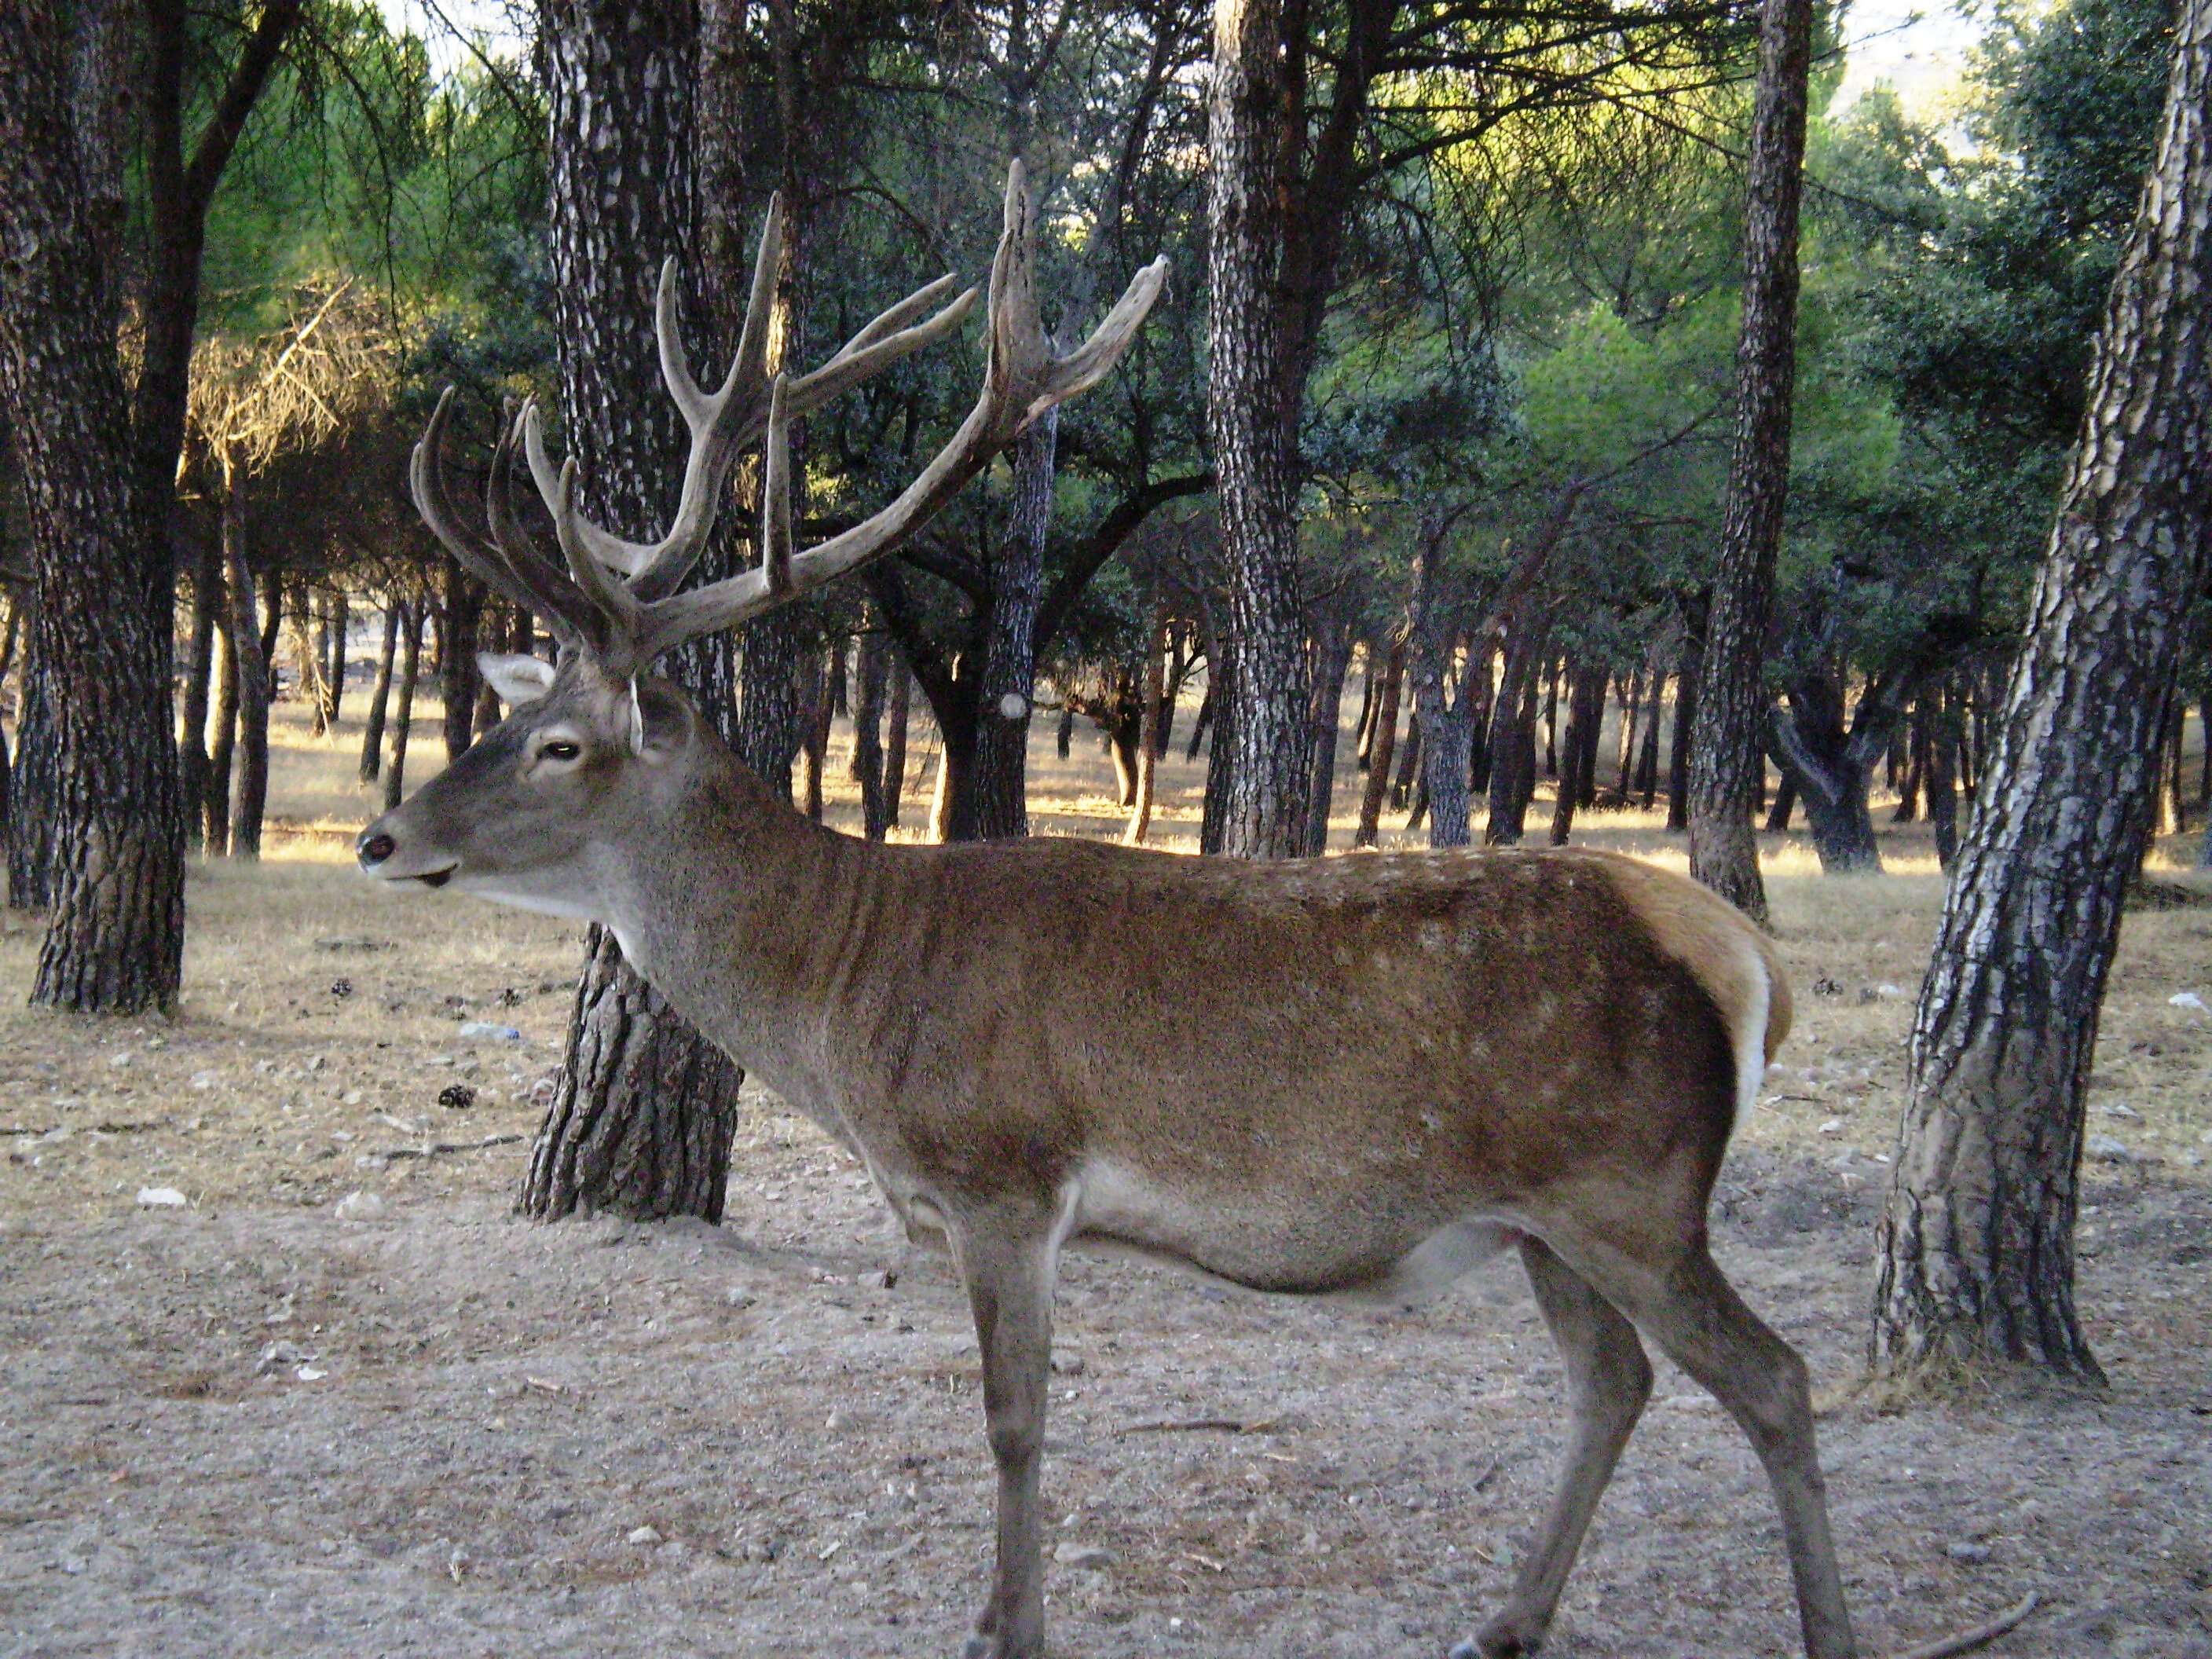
358;167;1881;1659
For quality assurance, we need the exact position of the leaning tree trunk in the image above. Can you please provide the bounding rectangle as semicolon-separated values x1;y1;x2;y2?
0;4;187;1008
1871;0;2212;1379
522;0;745;1225
971;411;1058;840
1302;619;1354;854
1686;0;1813;927
358;599;398;784
1206;0;1310;858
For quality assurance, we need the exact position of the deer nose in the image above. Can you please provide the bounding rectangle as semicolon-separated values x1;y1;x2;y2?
357;831;397;868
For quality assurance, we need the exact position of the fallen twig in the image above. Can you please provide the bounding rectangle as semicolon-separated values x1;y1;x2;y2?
1114;1415;1281;1437
368;1133;522;1163
1884;1591;2041;1659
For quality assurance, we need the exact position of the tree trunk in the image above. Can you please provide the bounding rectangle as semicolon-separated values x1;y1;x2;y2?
1925;686;1960;868
522;0;743;1226
324;588;347;728
1353;639;1404;849
1206;0;1310;859
1768;682;1887;875
1351;654;1378;771
204;614;237;854
439;560;485;760
1686;0;1814;926
1872;0;2212;1379
1542;657;1562;778
1485;620;1547;846
1614;667;1643;800
1126;598;1167;846
1765;771;1796;833
1548;664;1606;846
291;581;328;738
0;2;189;1008
178;538;220;852
1302;619;1353;855
221;451;269;862
2157;690;2186;836
359;600;398;783
1636;668;1664;807
884;652;912;829
381;601;422;813
972;412;1057;840
851;626;889;841
5;628;58;906
1666;648;1697;832
1390;707;1423;812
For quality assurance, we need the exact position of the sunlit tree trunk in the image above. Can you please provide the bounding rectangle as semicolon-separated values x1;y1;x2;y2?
381;599;423;813
220;449;269;862
1872;0;2212;1378
1686;0;1813;925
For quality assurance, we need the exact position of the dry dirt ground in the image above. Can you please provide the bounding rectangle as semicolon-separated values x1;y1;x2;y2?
2;691;2210;1658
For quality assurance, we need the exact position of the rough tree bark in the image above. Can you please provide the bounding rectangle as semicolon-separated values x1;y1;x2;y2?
884;654;912;829
204;616;237;853
438;560;485;760
1870;0;2212;1379
851;626;890;841
972;412;1059;840
1685;0;1813;926
0;2;189;1008
521;0;745;1225
1302;616;1354;854
1205;0;1311;857
1126;595;1169;845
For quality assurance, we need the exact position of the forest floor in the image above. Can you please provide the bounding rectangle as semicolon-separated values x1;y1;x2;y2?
2;690;2209;1657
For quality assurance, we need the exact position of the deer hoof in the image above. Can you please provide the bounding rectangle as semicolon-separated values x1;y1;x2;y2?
1450;1613;1546;1658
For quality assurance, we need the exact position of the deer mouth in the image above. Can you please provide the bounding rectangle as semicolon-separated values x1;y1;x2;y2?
411;866;456;889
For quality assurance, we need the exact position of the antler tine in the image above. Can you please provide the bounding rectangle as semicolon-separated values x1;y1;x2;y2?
627;160;1167;665
483;403;597;649
410;389;583;647
524;403;644;668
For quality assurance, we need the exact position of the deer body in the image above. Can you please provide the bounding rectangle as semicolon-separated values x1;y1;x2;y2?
355;168;1863;1657
602;743;1767;1304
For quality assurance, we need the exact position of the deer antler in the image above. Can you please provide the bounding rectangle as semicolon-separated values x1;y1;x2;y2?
621;162;1169;667
411;162;1167;678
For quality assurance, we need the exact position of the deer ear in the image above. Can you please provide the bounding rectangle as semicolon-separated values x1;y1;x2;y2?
479;653;557;707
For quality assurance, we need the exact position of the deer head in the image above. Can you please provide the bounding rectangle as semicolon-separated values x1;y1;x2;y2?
358;164;1166;903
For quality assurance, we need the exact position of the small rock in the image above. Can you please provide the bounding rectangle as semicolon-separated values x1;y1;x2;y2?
107;1051;133;1069
255;1340;309;1375
1054;1542;1114;1569
2169;991;2207;1010
135;1186;188;1208
458;1022;524;1043
626;1525;664;1547
824;1409;851;1432
1875;983;1904;999
189;1072;218;1091
342;1090;363;1107
2098;1101;2141;1120
446;1547;469;1583
862;1268;899;1291
1944;1541;1990;1564
2086;1133;2137;1163
438;1083;477;1111
1050;1352;1086;1376
1818;1118;1847;1137
295;1365;327;1382
329;978;353;998
334;1190;386;1223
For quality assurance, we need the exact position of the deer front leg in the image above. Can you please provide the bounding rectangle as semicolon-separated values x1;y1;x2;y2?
952;1203;1065;1659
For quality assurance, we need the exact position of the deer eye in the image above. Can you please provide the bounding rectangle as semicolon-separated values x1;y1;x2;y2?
540;740;582;762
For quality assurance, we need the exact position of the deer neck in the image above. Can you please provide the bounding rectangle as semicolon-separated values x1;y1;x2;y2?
594;742;883;1109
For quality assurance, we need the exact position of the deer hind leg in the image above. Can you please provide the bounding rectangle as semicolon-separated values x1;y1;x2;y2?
1453;1236;1653;1659
948;1194;1072;1659
1558;1232;1859;1659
